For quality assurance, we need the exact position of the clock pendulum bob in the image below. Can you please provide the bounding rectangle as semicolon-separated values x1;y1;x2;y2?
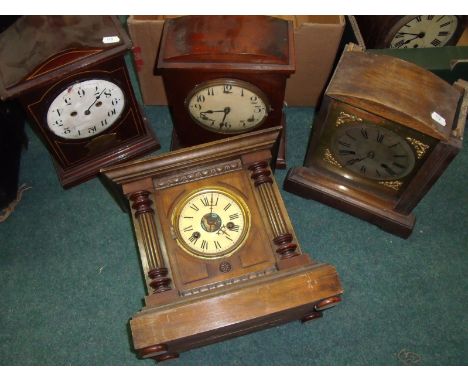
157;16;295;169
102;127;343;362
284;44;468;238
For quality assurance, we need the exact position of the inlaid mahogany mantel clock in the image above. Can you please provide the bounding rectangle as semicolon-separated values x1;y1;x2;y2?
0;16;160;188
102;127;343;362
156;15;295;168
285;44;468;238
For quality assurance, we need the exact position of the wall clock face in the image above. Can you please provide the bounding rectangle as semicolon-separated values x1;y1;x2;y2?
46;78;126;139
389;16;460;49
331;123;416;180
172;187;251;259
186;79;269;134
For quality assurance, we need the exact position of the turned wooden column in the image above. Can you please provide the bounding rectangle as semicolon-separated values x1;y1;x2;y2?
248;161;299;260
130;190;172;293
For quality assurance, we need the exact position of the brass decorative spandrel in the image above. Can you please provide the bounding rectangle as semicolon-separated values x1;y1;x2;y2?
405;137;430;159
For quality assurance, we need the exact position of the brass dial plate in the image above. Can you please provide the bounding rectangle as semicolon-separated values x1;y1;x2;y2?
172;187;251;260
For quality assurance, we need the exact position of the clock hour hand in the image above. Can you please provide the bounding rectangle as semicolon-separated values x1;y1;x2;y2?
346;157;366;166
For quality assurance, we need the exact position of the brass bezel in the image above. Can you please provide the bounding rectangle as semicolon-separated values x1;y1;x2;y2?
184;78;270;134
171;186;251;260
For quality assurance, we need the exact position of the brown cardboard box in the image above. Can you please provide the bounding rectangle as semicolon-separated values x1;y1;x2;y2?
127;15;345;107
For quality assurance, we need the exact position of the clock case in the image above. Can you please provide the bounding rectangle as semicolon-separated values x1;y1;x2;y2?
102;127;343;362
156;16;295;168
0;16;160;188
353;15;466;49
285;45;468;238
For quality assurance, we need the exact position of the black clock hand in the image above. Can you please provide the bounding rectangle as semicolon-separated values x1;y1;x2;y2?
346;157;366;166
219;107;231;128
396;32;421;36
85;88;107;114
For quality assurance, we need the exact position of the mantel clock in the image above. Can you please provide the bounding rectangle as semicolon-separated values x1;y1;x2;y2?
354;15;466;49
102;127;343;362
285;44;467;238
156;15;295;168
0;16;160;188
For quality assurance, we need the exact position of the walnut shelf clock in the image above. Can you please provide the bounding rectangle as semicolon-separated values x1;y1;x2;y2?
0;16;160;188
285;44;468;238
156;15;295;168
102;127;343;362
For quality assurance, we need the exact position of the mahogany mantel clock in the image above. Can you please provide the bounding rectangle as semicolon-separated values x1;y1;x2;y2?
102;127;343;362
0;16;160;188
156;15;295;168
285;45;467;238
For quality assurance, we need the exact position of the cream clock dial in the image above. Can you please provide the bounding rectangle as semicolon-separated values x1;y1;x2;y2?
173;188;250;259
46;78;125;139
389;16;459;49
331;124;416;181
186;79;269;134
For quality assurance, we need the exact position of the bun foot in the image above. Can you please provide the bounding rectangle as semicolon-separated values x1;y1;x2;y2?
301;311;322;323
153;352;180;362
315;296;342;311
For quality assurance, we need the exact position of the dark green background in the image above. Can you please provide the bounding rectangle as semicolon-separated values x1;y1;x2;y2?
0;53;467;366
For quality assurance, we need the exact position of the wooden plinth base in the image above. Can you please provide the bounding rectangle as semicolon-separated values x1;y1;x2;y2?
131;262;342;360
284;166;415;238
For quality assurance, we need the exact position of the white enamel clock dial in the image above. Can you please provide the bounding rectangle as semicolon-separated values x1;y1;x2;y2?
173;188;250;259
331;124;416;181
46;79;125;139
389;16;459;49
186;79;269;134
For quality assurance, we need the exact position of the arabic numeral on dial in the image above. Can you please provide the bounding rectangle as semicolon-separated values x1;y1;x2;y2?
107;108;117;117
54;119;64;127
223;84;233;94
101;119;108;127
88;126;97;134
250;95;258;104
104;90;112;98
77;89;86;97
254;106;263;113
64;97;72;106
111;98;120;106
63;128;71;134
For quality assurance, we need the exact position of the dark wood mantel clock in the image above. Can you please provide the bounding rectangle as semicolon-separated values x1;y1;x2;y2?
285;44;468;238
102;127;343;362
0;16;160;188
156;15;295;168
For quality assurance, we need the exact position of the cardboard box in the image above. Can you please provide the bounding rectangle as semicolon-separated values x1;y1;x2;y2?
127;15;345;107
346;16;468;84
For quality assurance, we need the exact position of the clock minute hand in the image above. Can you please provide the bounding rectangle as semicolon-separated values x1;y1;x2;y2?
219;107;231;128
85;88;107;113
